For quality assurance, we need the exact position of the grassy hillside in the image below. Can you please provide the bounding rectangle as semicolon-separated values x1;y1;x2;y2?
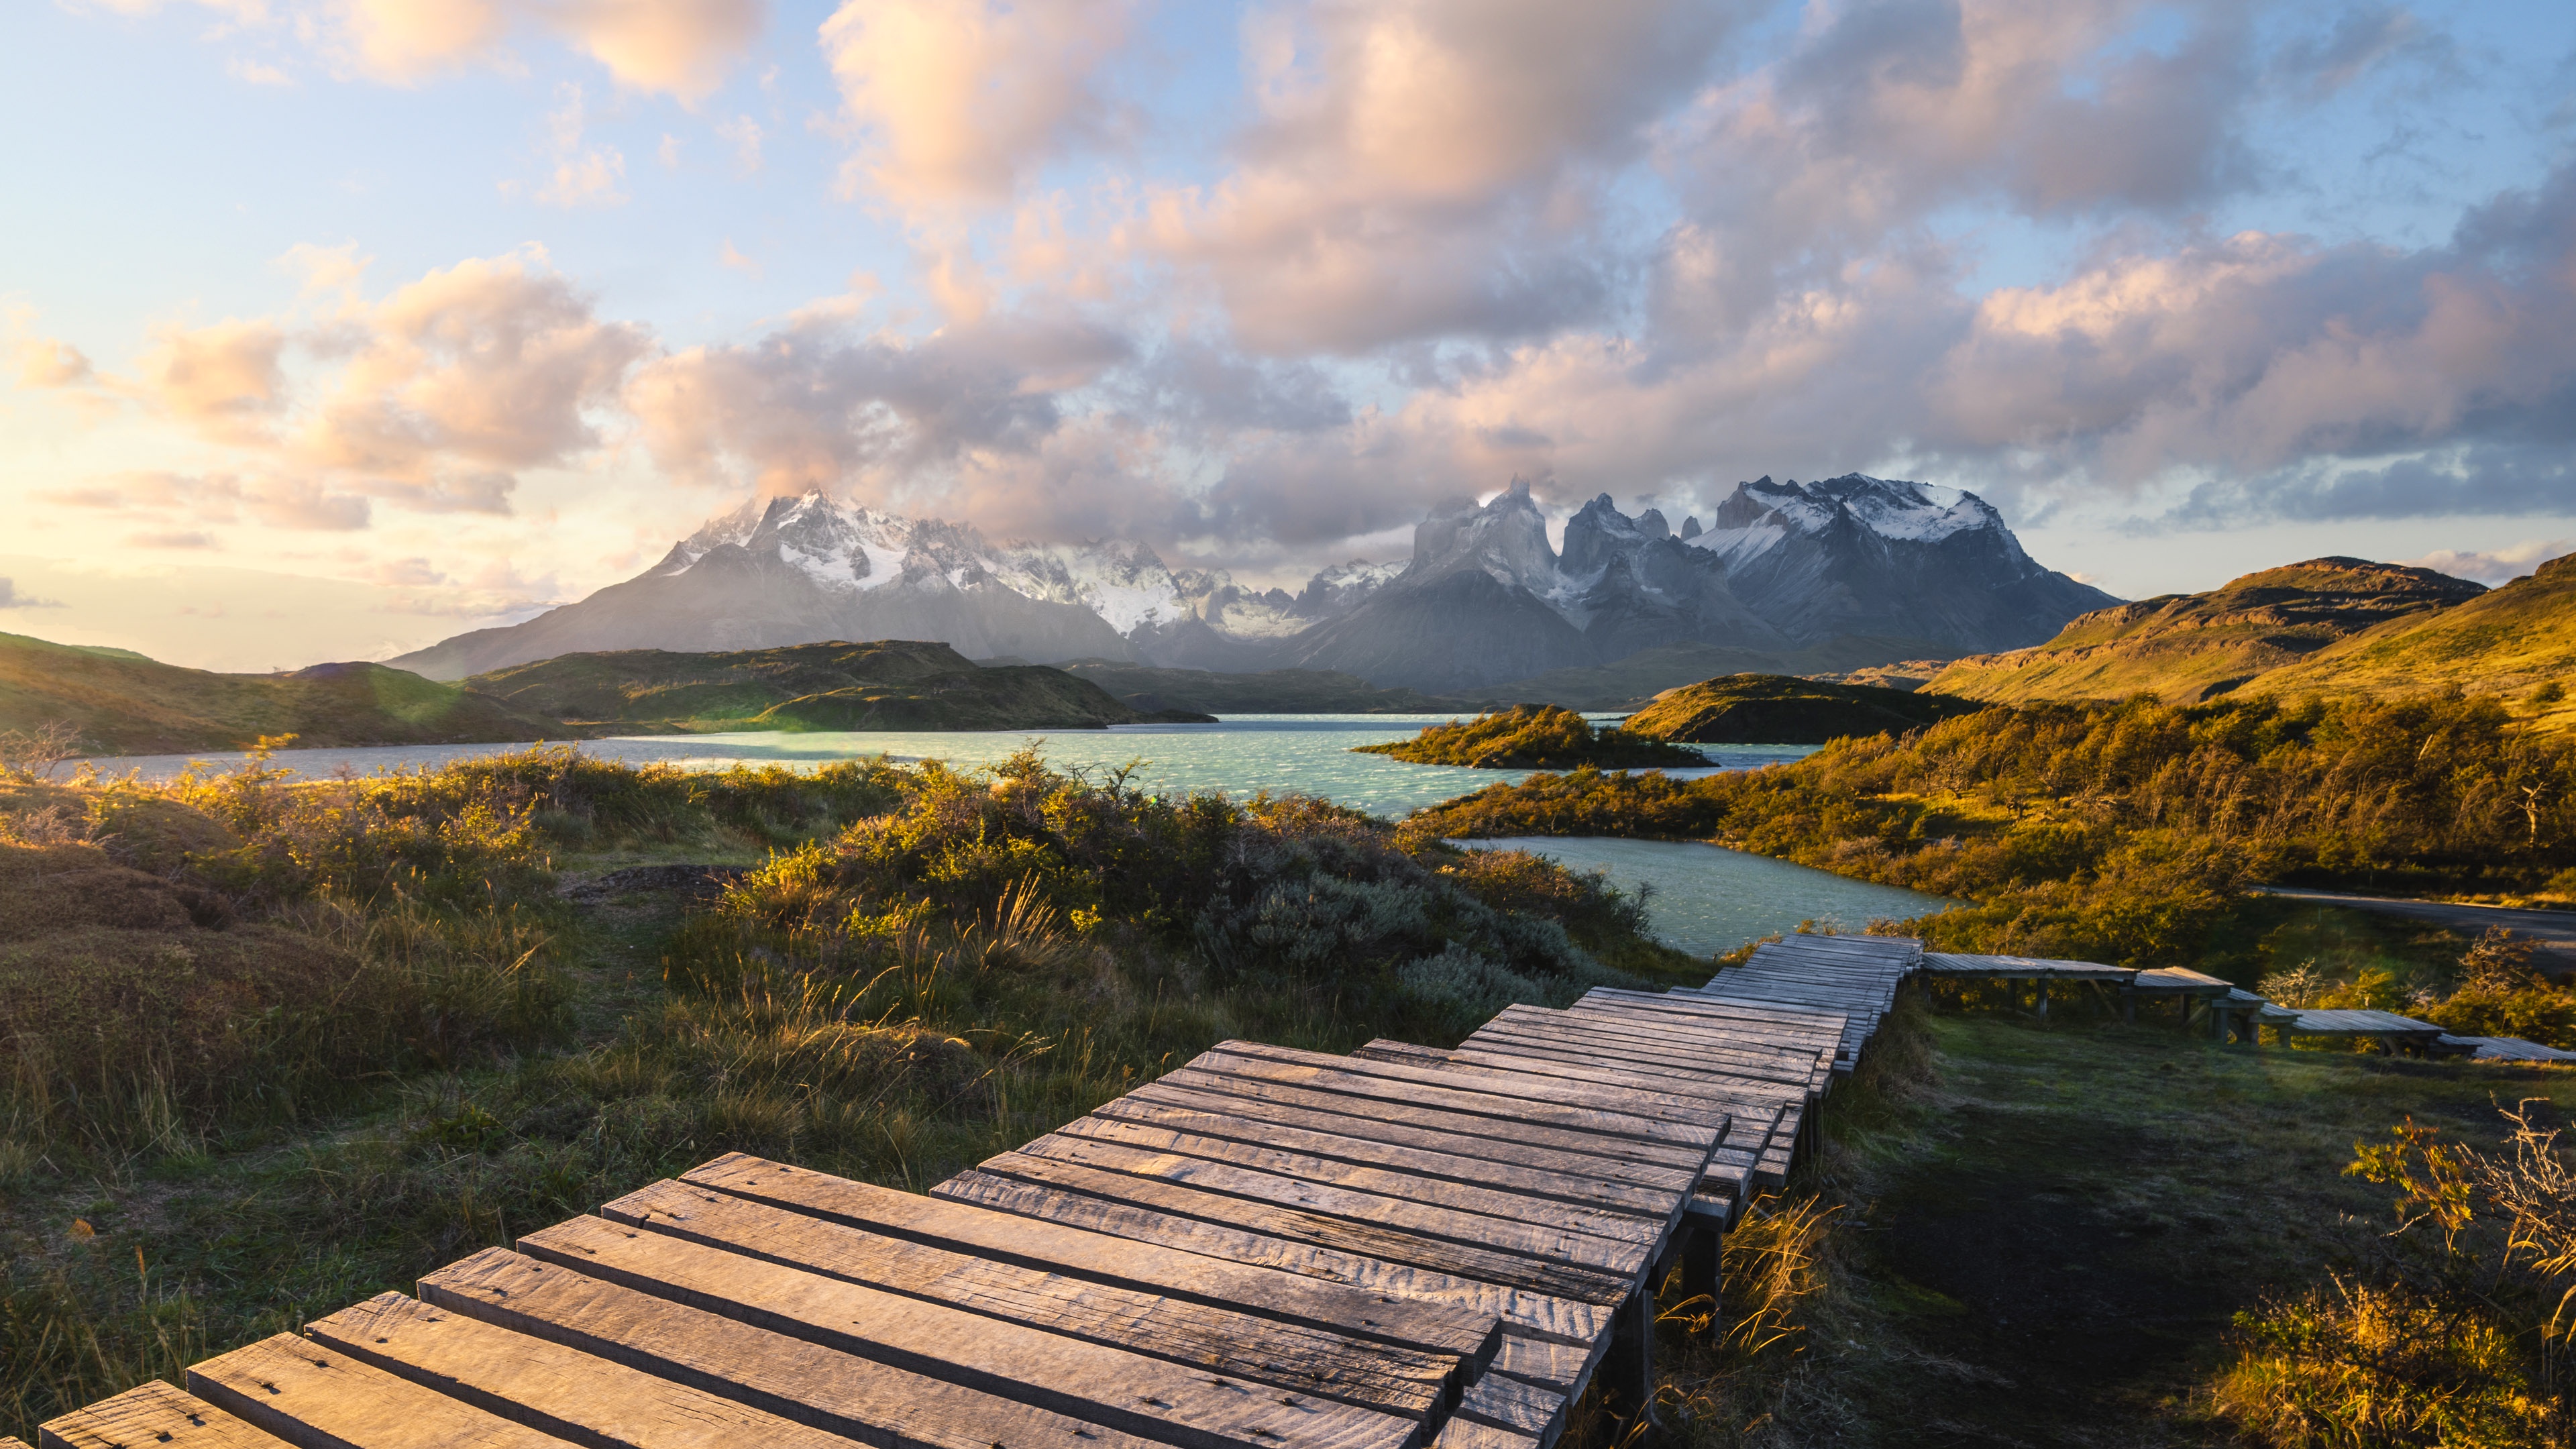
2255;551;2576;730
1354;703;1706;767
466;639;1209;731
1928;557;2487;705
0;632;563;753
1621;672;1985;743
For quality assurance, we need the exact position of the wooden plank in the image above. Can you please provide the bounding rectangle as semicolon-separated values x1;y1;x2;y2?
1148;1069;1705;1173
998;1137;1656;1279
1489;1339;1589;1395
1039;1116;1675;1240
186;1334;576;1449
1352;1043;1787;1143
1450;1378;1562;1444
1175;1049;1717;1152
930;1169;1618;1343
599;1179;1458;1419
1427;1421;1532;1449
1410;1039;1807;1110
40;1383;292;1449
421;1248;1167;1449
1114;1083;1697;1197
303;1293;874;1449
1460;1031;1826;1104
1197;1045;1729;1134
1481;1008;1831;1074
1076;1096;1681;1219
680;1155;1503;1370
1573;990;1847;1038
514;1216;1420;1449
1493;1003;1829;1060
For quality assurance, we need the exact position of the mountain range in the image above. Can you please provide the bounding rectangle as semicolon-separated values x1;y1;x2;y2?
390;475;2118;692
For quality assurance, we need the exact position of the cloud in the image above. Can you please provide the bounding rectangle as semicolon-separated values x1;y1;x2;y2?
14;337;94;388
820;0;1134;209
131;317;288;442
517;83;629;207
718;239;761;277
44;472;374;530
338;0;764;100
0;579;66;609
126;531;220;550
1140;0;1737;352
625;309;1128;499
716;112;763;172
2399;539;2572;585
84;0;763;99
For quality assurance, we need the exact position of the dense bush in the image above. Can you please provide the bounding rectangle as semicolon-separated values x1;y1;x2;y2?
1408;691;2576;969
1354;704;1705;768
671;749;1654;1040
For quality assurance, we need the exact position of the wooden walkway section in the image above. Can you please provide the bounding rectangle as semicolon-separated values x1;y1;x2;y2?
39;936;1931;1449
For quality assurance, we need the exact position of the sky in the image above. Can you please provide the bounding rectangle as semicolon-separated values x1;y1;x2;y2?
3;0;2573;672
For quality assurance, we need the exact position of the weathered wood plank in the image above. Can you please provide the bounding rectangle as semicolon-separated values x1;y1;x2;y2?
39;1383;292;1449
600;1179;1458;1419
990;1140;1654;1285
928;1169;1618;1342
1042;1116;1676;1238
1488;1338;1591;1395
1111;1084;1697;1198
1379;1040;1803;1114
1474;1012;1827;1082
1174;1051;1711;1153
514;1216;1417;1449
1146;1070;1704;1172
419;1249;1163;1449
1199;1045;1729;1132
1483;1008;1823;1072
678;1155;1501;1371
186;1334;575;1449
304;1293;871;1449
1451;1377;1562;1444
1426;1420;1532;1449
1078;1095;1681;1219
1456;1031;1821;1102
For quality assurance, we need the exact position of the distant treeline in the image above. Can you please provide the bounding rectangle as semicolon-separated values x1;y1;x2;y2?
1409;693;2576;967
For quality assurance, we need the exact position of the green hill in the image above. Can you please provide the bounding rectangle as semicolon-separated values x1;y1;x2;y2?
1927;558;2487;705
2257;553;2576;729
466;640;1205;732
1353;703;1707;768
1620;673;1987;744
0;632;564;753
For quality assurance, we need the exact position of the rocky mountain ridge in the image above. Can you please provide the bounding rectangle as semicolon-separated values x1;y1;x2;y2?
392;474;2117;690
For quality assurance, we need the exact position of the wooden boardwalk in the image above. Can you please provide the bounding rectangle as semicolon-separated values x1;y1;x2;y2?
36;935;1929;1449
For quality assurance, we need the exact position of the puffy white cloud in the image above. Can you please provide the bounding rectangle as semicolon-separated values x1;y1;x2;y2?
1141;0;1737;352
2400;539;2571;584
15;337;95;388
131;318;290;443
297;250;651;504
91;0;765;100
820;0;1134;208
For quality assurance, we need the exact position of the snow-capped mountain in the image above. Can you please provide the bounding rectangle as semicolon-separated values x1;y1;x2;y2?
390;476;2114;688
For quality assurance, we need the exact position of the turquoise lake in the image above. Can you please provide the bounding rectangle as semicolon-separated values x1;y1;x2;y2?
78;716;1955;956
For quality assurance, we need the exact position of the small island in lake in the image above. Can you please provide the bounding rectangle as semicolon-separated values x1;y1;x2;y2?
1354;702;1709;768
1619;672;1985;744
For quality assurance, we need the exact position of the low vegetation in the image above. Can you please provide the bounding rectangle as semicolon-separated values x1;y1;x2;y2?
0;741;1690;1441
466;640;1208;733
0;631;559;753
1619;673;1982;745
1410;692;2576;977
1356;703;1709;768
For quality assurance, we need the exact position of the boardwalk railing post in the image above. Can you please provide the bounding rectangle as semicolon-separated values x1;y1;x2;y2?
1603;1281;1658;1436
